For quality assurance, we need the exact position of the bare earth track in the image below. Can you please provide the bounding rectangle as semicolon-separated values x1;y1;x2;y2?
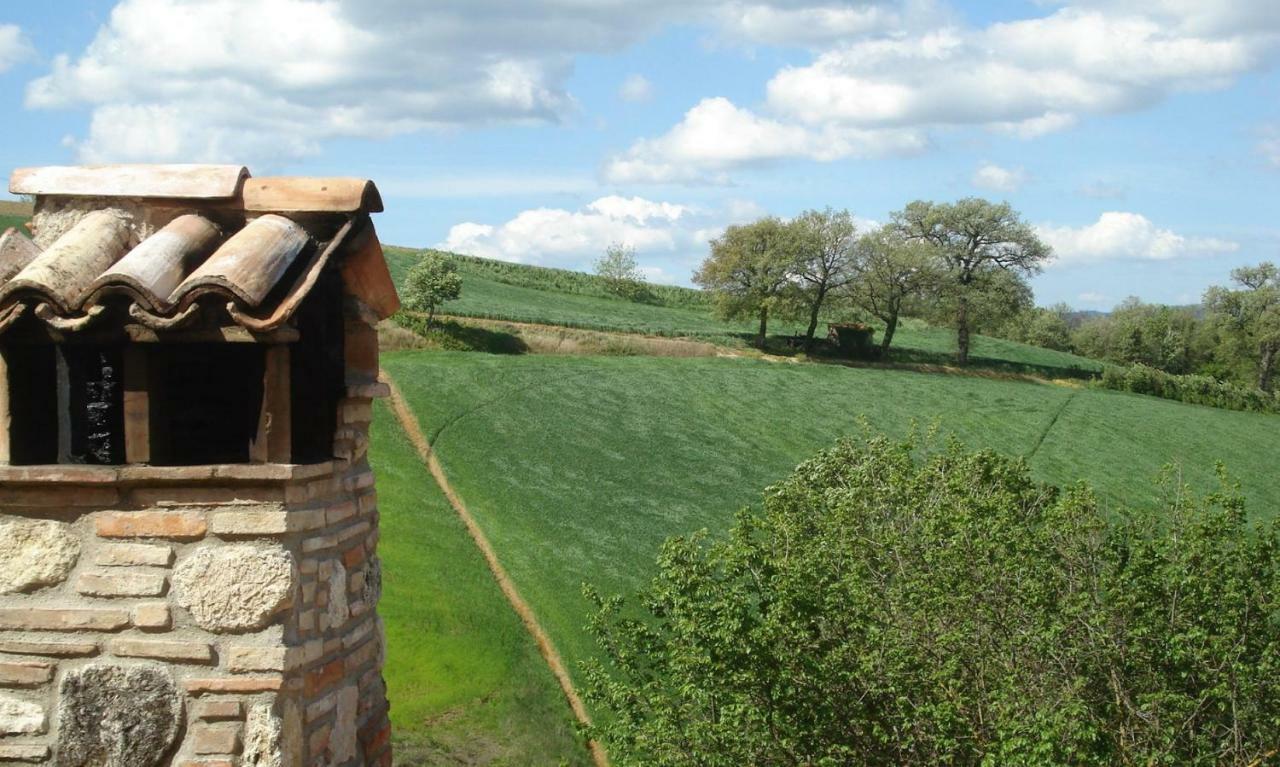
381;370;610;767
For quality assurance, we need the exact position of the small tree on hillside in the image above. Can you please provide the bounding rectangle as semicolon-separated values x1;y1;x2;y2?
893;198;1050;364
403;251;462;329
790;208;860;350
595;243;648;302
694;218;797;349
1204;262;1280;392
845;226;940;356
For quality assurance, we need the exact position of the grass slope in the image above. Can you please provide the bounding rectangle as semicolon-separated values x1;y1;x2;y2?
370;400;590;766
382;352;1280;694
385;246;1100;376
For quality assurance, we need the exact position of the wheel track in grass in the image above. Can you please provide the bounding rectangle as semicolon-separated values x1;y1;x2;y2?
380;369;610;767
1026;389;1078;462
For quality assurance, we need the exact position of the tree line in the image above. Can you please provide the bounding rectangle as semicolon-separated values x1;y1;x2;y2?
690;198;1049;364
996;263;1279;393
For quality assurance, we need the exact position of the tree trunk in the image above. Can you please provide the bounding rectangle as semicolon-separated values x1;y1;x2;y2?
426;304;436;330
804;287;825;352
757;306;769;349
1260;342;1277;393
955;296;971;365
880;313;899;357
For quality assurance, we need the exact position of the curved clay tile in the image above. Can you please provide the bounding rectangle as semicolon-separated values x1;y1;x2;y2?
9;164;249;200
242;177;383;213
0;228;39;284
84;214;222;312
171;214;310;309
0;211;130;315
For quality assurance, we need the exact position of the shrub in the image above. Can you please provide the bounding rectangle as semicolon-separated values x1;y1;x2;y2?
1098;363;1280;414
584;434;1280;766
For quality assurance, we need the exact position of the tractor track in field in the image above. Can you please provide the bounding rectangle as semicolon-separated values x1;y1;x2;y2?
1026;389;1078;462
381;369;611;767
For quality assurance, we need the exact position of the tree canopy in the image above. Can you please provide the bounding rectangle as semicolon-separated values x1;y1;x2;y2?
694;217;797;348
585;434;1280;766
892;198;1050;364
403;251;463;328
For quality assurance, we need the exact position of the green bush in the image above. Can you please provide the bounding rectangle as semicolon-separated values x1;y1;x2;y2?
584;434;1280;766
1098;363;1280;414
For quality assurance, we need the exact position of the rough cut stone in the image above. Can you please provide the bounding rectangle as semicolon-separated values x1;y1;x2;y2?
57;664;182;767
77;571;168;598
172;545;295;633
330;685;359;765
95;543;174;568
0;743;49;763
326;563;349;630
361;556;382;607
242;701;302;767
0;516;80;593
0;660;54;687
0;694;45;734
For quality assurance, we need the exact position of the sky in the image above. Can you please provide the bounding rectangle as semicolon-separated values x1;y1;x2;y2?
1;1;1279;309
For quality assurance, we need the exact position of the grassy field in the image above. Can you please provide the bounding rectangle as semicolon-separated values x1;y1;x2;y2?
381;351;1280;701
385;246;1101;376
0;200;31;233
370;399;590;766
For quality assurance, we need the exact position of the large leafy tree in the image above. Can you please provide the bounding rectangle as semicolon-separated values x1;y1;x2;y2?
584;435;1280;767
1204;262;1280;392
845;226;940;356
789;208;860;350
893;199;1050;364
694;218;797;349
403;251;463;329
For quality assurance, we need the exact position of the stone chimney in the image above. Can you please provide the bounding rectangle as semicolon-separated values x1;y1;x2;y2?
0;165;399;767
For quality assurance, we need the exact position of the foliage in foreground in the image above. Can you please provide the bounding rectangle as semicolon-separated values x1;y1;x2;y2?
1098;363;1280;415
584;434;1280;766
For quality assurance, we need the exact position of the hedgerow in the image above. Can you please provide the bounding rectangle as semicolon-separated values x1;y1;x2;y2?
1097;363;1280;414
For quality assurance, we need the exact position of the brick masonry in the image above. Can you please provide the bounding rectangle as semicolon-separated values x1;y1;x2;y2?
0;375;393;766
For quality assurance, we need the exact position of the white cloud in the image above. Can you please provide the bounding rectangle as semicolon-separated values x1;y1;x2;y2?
1077;179;1128;199
1077;291;1110;306
603;97;925;184
608;2;1280;183
713;2;900;47
439;195;693;265
619;74;654;103
1038;212;1239;265
971;163;1027;193
0;25;32;73
23;0;914;163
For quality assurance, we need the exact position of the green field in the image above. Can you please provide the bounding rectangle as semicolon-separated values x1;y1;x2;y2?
371;399;590;765
381;352;1280;708
385;247;1101;376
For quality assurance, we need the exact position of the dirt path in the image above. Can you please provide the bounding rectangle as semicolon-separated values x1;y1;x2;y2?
381;370;610;767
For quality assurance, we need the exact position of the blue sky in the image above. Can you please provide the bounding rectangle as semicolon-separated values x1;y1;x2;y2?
1;1;1278;309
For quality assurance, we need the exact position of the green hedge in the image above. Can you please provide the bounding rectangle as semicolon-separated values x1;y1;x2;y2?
1097;363;1279;414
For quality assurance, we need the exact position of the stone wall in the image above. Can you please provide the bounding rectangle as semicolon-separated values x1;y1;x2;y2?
0;375;392;767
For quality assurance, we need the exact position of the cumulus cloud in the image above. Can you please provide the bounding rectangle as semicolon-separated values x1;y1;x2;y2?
608;1;1280;183
0;25;32;73
24;0;914;163
1037;212;1239;265
619;74;655;103
439;195;697;266
971;163;1027;193
603;97;925;184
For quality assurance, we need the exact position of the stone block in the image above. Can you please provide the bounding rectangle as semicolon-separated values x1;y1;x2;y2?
173;545;295;633
95;543;174;568
0;640;98;657
131;603;172;630
95;510;206;540
184;676;284;695
0;661;54;687
0;516;81;594
226;645;290;673
207;505;292;537
191;723;243;755
0;743;49;763
109;639;213;663
57;664;182;767
0;695;44;734
77;572;168;598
